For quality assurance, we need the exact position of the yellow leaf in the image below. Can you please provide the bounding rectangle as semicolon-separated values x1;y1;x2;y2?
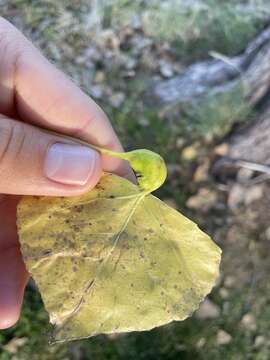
17;173;221;343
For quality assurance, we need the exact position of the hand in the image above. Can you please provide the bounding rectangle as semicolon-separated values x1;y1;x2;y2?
0;17;132;329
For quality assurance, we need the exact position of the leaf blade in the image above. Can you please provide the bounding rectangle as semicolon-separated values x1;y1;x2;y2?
17;173;221;343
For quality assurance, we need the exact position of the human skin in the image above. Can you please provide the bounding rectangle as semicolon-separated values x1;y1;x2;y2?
0;17;133;329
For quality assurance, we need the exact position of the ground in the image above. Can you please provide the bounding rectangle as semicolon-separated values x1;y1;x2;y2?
1;1;270;359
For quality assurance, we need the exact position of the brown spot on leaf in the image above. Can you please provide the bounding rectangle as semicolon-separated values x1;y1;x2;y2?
96;184;105;191
72;225;80;232
42;250;52;256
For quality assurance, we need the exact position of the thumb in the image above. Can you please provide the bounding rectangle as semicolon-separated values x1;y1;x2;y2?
0;116;102;196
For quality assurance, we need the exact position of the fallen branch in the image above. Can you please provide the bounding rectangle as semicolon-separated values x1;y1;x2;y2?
147;23;270;108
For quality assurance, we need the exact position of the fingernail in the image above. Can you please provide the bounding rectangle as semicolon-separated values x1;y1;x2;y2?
45;143;98;185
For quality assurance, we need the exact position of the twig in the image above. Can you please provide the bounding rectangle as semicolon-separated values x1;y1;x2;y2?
245;173;270;186
234;160;270;175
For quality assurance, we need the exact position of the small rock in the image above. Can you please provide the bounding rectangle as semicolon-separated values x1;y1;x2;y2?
159;60;174;78
254;335;266;348
219;288;229;299
186;188;217;212
237;168;254;183
224;276;235;288
196;337;206;348
181;145;198;161
216;330;232;345
138;117;150;127
196;299;220;319
240;313;257;331
90;85;104;99
109;92;125;108
227;184;246;209
244;185;264;205
3;337;28;354
214;143;229;156
94;71;105;83
193;160;210;182
175;137;185;149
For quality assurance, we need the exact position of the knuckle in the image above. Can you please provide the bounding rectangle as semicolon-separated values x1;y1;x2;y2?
0;120;26;171
0;19;31;82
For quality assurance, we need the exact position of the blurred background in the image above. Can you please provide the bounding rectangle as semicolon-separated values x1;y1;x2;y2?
1;1;270;359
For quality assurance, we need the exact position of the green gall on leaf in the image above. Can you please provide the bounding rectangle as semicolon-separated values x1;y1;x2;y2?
121;149;167;193
95;147;167;193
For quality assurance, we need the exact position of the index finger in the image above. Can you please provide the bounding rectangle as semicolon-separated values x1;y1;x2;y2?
0;17;131;178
